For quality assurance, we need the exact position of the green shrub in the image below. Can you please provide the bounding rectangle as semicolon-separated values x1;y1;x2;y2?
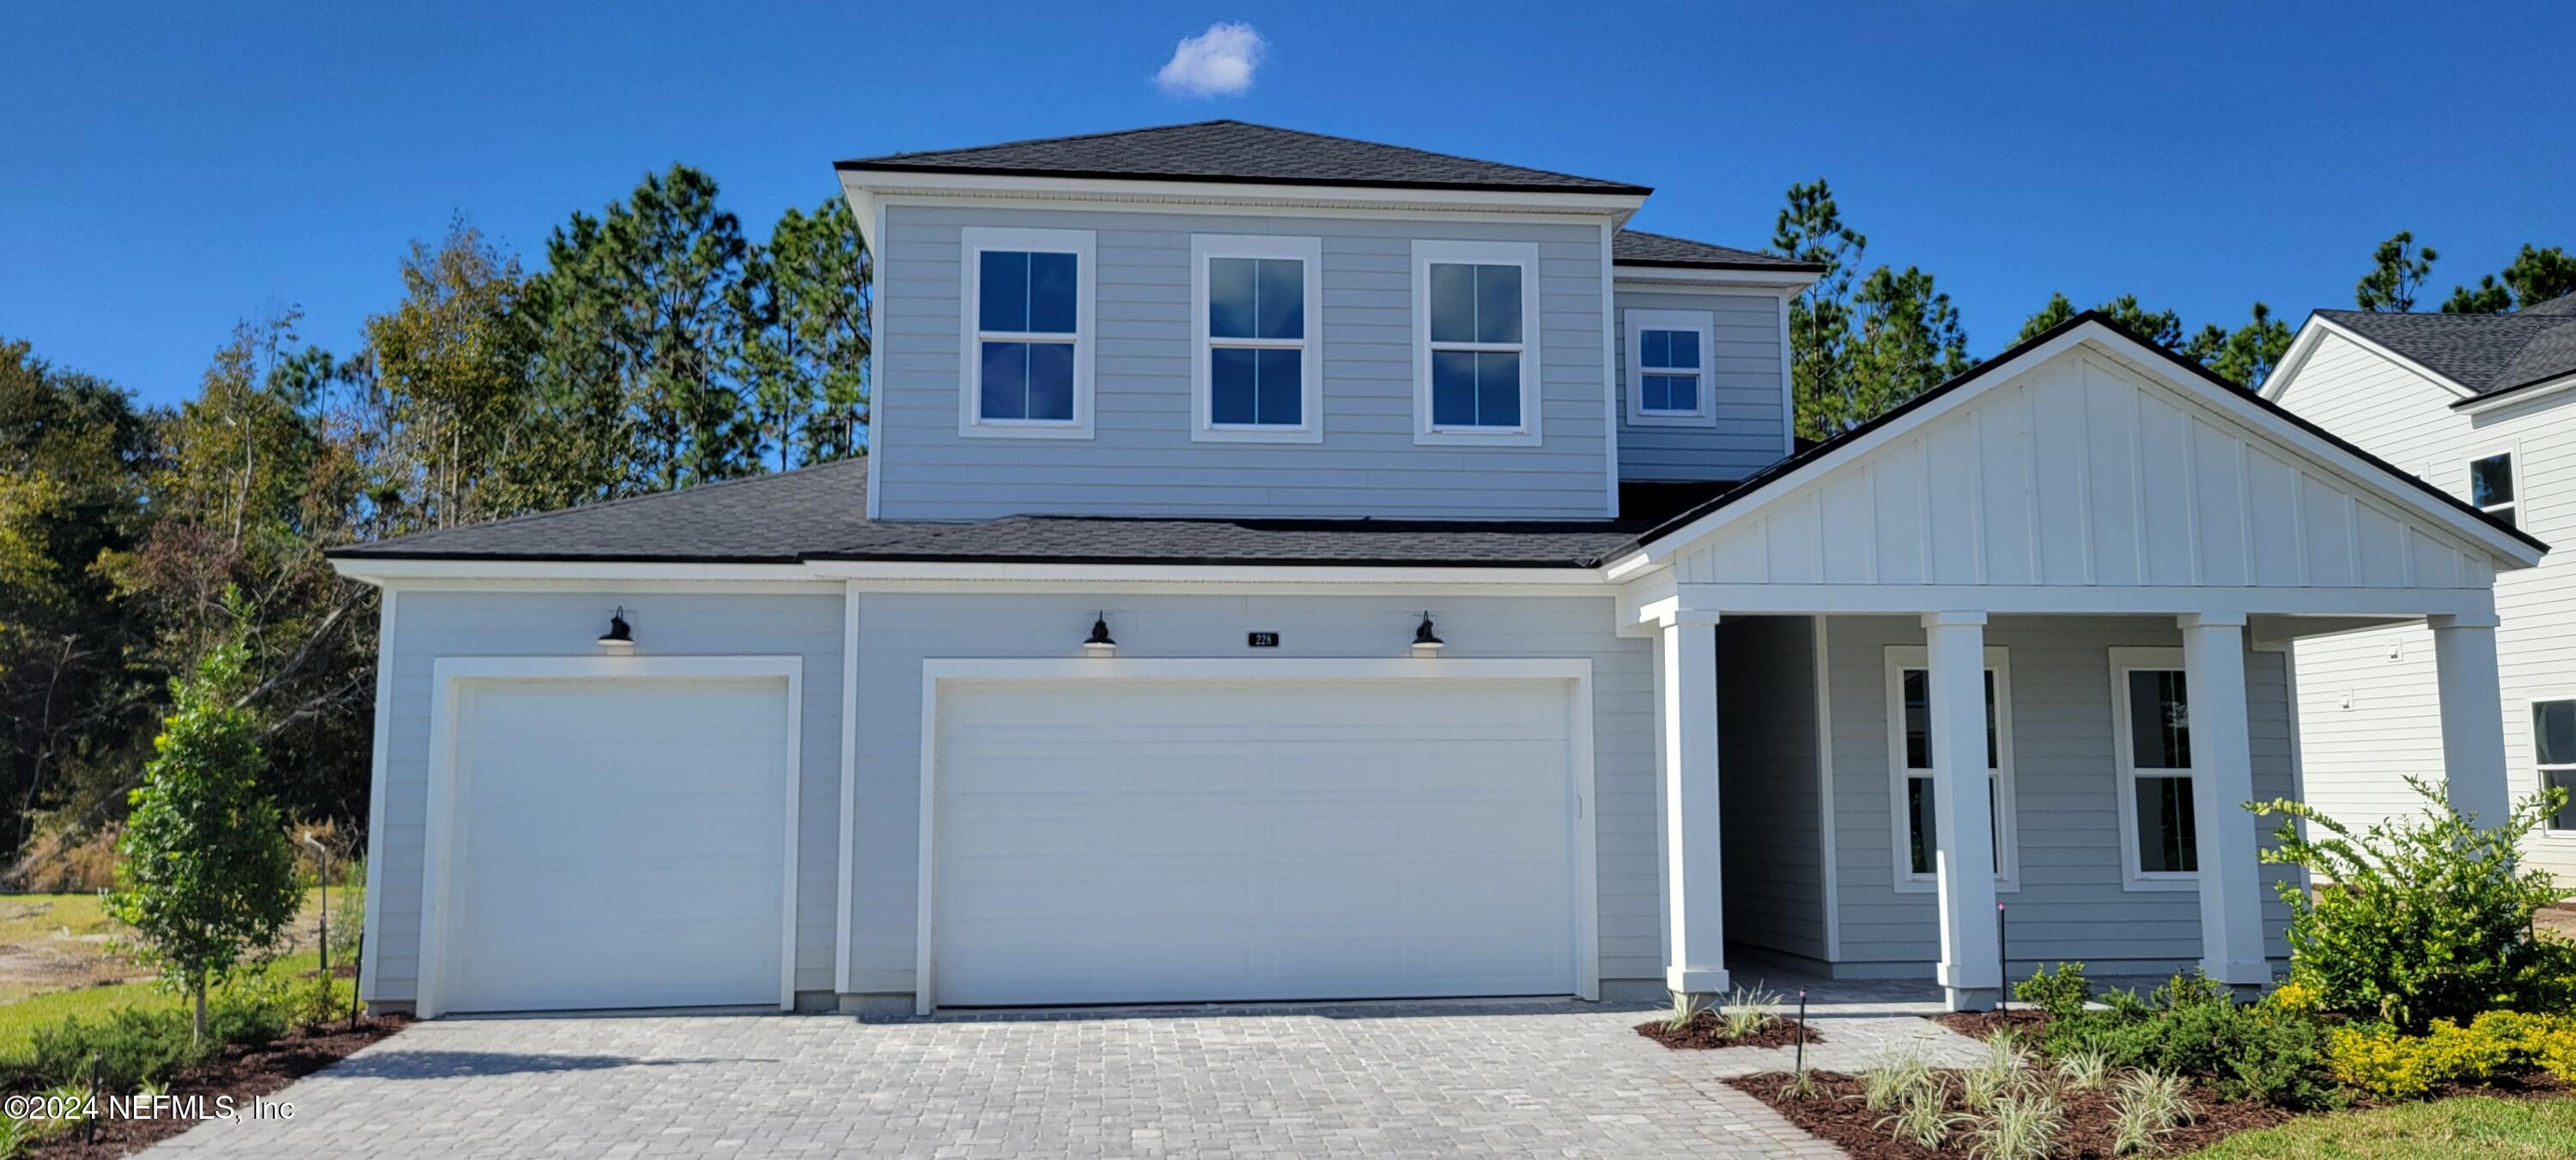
21;1007;204;1090
2014;962;2092;1018
2325;1010;2576;1099
2251;778;2576;1032
2043;970;2336;1108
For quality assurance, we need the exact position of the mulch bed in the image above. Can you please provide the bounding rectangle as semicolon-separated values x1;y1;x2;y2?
31;1016;409;1159
1731;1070;2299;1159
1732;1012;2576;1157
1636;1011;1826;1050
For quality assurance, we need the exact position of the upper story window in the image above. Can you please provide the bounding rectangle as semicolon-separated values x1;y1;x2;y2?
1886;646;2017;891
2537;700;2576;833
2110;648;2198;888
2470;450;2518;527
960;227;1094;439
1190;235;1323;444
1412;240;1542;446
1625;309;1714;426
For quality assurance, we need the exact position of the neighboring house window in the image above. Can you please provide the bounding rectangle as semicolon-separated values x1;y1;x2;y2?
1885;647;2017;890
2111;647;2197;888
1625;309;1714;425
959;227;1094;438
1190;234;1323;443
1412;240;1542;446
2470;451;2518;526
2537;700;2576;833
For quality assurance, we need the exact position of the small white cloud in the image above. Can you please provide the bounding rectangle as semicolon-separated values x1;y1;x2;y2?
1155;22;1265;97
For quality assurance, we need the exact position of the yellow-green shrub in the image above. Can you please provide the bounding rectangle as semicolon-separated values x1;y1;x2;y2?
2326;1010;2576;1098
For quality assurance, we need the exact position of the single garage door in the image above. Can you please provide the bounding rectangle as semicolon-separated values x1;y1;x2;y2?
932;677;1582;1006
440;677;790;1013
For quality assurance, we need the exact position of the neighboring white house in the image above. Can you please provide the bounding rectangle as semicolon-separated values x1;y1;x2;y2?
325;121;2544;1019
2263;295;2576;880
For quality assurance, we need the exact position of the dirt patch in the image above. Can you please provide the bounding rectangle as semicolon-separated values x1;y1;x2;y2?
1635;1011;1826;1050
1731;1069;2300;1158
2535;903;2576;942
29;1016;409;1159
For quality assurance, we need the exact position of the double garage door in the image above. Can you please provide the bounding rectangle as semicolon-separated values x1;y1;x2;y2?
434;669;1583;1012
928;676;1584;1007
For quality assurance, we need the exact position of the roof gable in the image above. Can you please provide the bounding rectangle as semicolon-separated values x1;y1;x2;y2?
2299;307;2576;399
836;120;1649;195
1617;315;2543;589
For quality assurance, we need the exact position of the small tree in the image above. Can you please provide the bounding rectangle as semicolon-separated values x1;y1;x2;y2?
2252;778;2576;1031
103;617;301;1044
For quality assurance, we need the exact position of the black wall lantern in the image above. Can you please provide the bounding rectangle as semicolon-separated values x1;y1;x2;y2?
1411;610;1444;655
1083;611;1117;656
598;606;635;650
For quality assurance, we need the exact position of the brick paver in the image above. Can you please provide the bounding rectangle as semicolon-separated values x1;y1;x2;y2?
141;998;1916;1158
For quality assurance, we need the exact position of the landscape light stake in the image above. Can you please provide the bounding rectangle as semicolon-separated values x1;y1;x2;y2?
1996;902;2008;1012
301;832;331;984
1794;990;1807;1074
349;932;364;1028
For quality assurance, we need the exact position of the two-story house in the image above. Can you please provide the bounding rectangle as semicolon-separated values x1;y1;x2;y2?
326;121;2542;1019
2263;295;2576;881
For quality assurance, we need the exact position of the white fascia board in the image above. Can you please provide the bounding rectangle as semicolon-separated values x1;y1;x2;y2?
2268;316;2476;403
1611;265;1820;293
1674;582;2500;620
1606;321;2543;579
844;170;1647;219
331;555;1618;589
2458;371;2576;416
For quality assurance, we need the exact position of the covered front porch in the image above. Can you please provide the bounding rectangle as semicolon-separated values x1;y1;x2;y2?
1600;317;2543;1011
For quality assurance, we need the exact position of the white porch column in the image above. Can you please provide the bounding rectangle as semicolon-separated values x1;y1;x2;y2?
2432;611;2512;827
1656;613;1728;999
2180;613;2268;987
1924;611;2000;1011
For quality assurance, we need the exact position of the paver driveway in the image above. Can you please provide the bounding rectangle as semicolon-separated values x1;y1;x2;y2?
143;999;1897;1158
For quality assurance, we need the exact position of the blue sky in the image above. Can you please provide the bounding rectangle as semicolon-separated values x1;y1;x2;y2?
4;1;2567;405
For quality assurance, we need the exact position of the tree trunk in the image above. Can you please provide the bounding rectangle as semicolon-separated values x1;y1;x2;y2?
192;984;208;1047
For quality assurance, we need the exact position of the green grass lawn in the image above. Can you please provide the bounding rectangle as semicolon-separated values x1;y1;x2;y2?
2188;1096;2576;1157
0;887;361;1054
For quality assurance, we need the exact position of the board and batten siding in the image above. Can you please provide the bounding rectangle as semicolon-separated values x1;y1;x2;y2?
1668;349;2500;592
369;589;848;1005
1614;288;1789;483
1715;615;1828;962
1820;615;2295;975
2276;329;2576;881
873;203;1611;521
844;592;1657;999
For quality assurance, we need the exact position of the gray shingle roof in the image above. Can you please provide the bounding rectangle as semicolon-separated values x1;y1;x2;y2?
835;120;1649;196
1613;228;1823;272
325;458;1643;568
2318;298;2576;401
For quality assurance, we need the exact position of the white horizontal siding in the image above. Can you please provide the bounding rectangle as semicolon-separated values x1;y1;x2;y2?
2278;330;2576;880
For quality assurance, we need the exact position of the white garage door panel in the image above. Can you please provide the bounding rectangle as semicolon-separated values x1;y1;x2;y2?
934;678;1579;1006
444;678;787;1013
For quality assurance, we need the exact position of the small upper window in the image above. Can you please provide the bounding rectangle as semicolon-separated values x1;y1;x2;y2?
1192;235;1322;443
2471;452;2518;527
960;228;1093;438
1413;240;1541;446
2537;700;2576;832
1625;310;1714;425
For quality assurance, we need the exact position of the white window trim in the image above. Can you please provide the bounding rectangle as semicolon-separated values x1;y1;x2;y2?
957;226;1096;440
1624;308;1716;427
1411;239;1543;447
2467;443;2522;527
2532;694;2576;840
1884;645;2019;894
1188;234;1324;444
2109;647;2200;890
